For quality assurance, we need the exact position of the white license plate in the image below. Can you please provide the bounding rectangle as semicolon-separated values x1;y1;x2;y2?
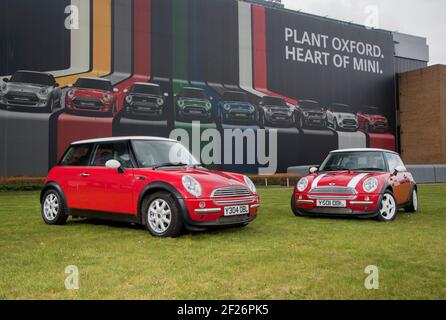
224;205;249;216
316;200;347;208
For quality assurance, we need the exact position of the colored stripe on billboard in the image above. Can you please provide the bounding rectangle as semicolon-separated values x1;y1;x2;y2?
56;0;112;87
51;0;91;78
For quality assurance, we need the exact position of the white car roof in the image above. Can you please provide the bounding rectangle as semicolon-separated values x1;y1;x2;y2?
331;148;398;154
133;82;160;87
78;77;110;82
72;136;177;145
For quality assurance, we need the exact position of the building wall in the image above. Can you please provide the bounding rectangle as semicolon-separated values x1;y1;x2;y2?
399;65;446;164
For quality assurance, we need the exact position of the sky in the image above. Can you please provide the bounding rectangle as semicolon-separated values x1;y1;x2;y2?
281;0;446;65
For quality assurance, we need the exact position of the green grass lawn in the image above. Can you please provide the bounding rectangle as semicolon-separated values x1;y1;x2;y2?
0;185;445;300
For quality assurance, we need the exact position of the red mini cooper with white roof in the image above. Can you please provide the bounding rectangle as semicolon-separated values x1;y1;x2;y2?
291;149;418;221
40;137;260;237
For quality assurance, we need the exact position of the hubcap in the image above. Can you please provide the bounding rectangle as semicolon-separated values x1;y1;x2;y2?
412;190;418;211
43;193;59;221
380;193;396;220
148;199;172;234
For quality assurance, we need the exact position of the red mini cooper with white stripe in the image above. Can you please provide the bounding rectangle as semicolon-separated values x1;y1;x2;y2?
291;149;418;221
40;137;260;237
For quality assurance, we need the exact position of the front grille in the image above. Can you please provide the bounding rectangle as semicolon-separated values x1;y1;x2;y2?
218;215;250;223
5;91;39;106
73;97;103;110
211;186;252;198
375;121;386;127
185;107;207;114
310;186;356;194
343;119;357;125
214;197;255;206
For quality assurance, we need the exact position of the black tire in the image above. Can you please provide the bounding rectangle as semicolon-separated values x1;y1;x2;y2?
377;191;398;222
41;189;68;225
45;98;54;113
299;116;305;130
291;195;304;217
364;121;370;133
405;188;418;213
142;192;184;238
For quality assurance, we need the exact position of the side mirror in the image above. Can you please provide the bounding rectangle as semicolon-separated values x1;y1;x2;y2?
309;167;319;174
394;165;406;174
123;89;128;94
163;92;169;97
105;159;124;173
113;88;119;93
3;78;9;83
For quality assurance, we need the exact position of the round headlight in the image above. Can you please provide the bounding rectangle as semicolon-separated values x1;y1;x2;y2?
244;176;256;194
67;89;74;98
40;88;49;96
125;95;133;103
297;178;309;192
1;84;7;93
304;112;309;117
363;177;378;193
103;93;111;101
178;99;184;107
182;175;202;197
224;104;231;111
157;98;164;106
250;105;255;112
206;101;212;109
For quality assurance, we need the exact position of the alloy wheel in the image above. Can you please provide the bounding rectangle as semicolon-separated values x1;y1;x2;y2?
43;193;60;221
380;193;396;220
147;199;172;234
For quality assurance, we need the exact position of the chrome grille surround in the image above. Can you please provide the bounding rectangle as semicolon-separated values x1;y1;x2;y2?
308;186;357;200
211;186;252;198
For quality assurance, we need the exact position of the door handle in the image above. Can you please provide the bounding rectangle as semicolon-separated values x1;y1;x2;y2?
80;173;90;177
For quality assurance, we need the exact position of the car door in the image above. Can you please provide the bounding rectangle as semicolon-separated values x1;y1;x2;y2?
57;143;94;209
385;152;411;204
85;141;135;214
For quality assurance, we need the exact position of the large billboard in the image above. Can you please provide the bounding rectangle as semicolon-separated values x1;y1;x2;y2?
0;0;396;176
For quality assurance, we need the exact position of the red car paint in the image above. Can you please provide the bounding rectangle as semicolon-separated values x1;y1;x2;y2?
357;110;389;133
42;137;260;236
65;80;120;115
291;149;417;221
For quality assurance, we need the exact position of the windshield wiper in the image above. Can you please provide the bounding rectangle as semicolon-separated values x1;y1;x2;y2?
323;165;350;172
152;162;189;170
353;167;384;172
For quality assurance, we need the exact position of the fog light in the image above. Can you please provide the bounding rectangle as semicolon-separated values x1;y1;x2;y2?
199;201;206;209
299;195;303;200
365;196;370;201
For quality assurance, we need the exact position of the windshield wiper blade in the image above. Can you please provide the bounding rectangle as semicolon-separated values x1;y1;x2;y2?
353;167;384;171
324;165;350;172
152;162;189;170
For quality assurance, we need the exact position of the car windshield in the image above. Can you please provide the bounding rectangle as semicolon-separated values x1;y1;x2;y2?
262;96;286;106
299;100;320;110
10;72;55;86
131;84;161;95
131;140;200;168
74;78;113;91
223;91;248;102
331;104;353;113
320;151;386;172
179;88;207;100
361;106;382;115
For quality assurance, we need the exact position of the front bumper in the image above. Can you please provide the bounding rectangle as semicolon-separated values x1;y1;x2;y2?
178;196;260;230
305;117;326;127
126;102;163;117
293;192;382;218
224;109;256;122
66;98;113;113
0;95;48;108
265;112;294;125
179;107;212;119
338;120;359;131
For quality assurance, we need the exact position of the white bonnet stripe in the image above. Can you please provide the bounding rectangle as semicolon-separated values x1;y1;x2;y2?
311;174;326;189
348;173;369;188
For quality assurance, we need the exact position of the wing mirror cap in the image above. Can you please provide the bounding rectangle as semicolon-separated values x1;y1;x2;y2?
113;88;119;93
105;160;124;173
309;166;319;174
3;78;9;83
394;165;407;174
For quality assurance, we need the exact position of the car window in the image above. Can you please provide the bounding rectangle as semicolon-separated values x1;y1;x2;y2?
385;153;406;173
299;100;320;110
91;142;133;168
262;96;286;106
320;152;386;172
60;144;93;166
131;84;161;95
74;78;113;91
11;72;55;86
222;91;248;102
179;88;207;100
